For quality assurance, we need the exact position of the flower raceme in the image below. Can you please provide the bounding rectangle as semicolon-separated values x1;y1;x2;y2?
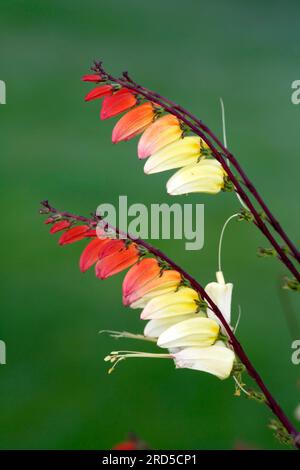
83;77;226;195
43;217;236;380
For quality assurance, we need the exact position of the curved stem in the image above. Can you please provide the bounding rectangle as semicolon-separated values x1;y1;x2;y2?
40;200;300;448
93;62;300;282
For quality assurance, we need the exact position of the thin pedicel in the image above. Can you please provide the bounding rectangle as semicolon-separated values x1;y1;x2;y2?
40;200;300;449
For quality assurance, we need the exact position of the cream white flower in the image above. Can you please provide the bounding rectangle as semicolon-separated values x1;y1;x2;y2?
167;159;225;195
157;317;220;349
205;271;233;330
172;342;235;380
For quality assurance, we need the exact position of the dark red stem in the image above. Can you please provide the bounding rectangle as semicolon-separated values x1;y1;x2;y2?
40;200;300;449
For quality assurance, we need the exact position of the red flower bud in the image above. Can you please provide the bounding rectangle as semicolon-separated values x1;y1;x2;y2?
49;220;72;234
81;74;103;82
59;225;90;245
84;85;113;102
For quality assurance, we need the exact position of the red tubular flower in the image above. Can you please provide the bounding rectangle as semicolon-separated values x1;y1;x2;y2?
79;238;110;272
81;74;103;82
59;225;91;245
95;240;139;280
112;103;155;143
84;85;114;102
122;258;181;307
113;441;138;450
137;114;182;159
100;89;137;120
50;220;72;234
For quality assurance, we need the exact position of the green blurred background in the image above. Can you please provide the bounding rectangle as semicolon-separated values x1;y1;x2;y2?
0;0;299;450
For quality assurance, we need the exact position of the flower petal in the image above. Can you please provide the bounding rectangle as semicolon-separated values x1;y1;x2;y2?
144;136;203;174
137;114;182;159
167;160;225;195
84;85;113;102
157;317;220;349
173;342;235;379
112;103;154;143
101;89;137;119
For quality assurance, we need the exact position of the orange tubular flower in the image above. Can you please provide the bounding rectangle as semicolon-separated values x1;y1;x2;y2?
58;225;91;245
95;240;139;280
84;85;114;102
112;102;155;143
101;89;137;120
81;74;103;82
79;238;110;272
122;258;181;308
137;114;183;159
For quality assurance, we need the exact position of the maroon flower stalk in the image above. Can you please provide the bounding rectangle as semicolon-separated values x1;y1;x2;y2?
40;200;300;449
92;62;300;283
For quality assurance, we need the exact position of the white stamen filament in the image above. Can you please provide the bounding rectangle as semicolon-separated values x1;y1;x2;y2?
104;350;172;374
218;213;239;272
